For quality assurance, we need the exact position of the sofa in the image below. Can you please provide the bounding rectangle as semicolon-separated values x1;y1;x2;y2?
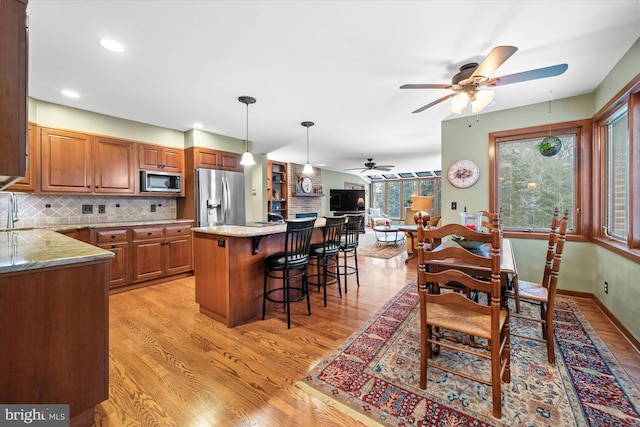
366;207;389;228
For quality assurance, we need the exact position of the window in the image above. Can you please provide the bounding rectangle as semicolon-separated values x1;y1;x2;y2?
371;178;441;220
489;120;591;240
594;86;640;258
604;107;629;242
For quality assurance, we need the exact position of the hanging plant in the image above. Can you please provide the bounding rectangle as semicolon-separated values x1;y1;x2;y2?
538;136;562;157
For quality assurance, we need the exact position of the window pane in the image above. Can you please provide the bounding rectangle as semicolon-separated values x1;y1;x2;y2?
606;110;629;241
387;181;401;217
497;134;575;229
372;182;385;210
402;180;416;209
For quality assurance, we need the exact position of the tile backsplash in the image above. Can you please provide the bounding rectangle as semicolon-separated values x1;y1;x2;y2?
0;192;177;228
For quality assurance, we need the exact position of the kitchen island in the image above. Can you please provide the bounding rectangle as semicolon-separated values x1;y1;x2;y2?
192;219;325;327
0;229;114;427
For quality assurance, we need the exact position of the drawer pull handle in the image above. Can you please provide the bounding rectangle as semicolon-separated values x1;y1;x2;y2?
148;232;152;235
111;245;116;249
111;235;116;239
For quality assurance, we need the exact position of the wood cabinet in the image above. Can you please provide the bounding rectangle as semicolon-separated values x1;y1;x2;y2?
193;147;242;172
268;160;288;218
0;0;28;190
132;223;193;283
94;136;136;194
40;128;137;194
139;143;183;172
40;128;93;193
94;229;130;288
7;122;37;191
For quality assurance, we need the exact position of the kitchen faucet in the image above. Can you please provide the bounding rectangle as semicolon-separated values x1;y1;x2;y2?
6;192;18;229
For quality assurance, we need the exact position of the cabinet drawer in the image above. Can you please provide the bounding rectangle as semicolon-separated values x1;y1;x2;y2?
165;224;192;237
132;227;165;240
96;229;128;243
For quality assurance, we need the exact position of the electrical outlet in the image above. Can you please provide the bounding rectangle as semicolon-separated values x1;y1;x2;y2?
451;201;457;210
604;281;609;294
150;204;157;213
82;204;93;214
98;204;106;214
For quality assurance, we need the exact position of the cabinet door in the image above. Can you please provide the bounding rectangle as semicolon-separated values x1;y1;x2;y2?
41;128;93;193
99;242;129;288
138;144;163;170
94;137;136;194
194;147;221;169
219;151;242;172
0;0;27;189
162;148;183;172
165;235;192;275
7;123;37;191
132;239;164;282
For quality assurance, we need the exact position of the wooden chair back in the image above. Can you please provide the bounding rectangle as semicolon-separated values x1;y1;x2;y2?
540;207;561;289
545;209;569;302
480;208;503;232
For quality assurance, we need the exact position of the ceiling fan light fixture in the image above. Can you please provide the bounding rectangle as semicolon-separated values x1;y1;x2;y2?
238;96;257;166
301;121;315;175
448;93;468;114
471;89;495;113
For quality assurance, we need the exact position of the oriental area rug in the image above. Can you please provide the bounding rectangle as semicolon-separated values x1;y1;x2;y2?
296;280;640;426
356;230;406;259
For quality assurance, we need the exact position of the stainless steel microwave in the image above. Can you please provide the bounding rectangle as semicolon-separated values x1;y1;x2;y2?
140;171;182;193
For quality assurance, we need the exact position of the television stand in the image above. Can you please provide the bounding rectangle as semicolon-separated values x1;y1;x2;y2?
333;211;365;233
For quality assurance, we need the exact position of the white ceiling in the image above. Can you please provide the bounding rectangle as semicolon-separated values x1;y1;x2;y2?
26;1;640;176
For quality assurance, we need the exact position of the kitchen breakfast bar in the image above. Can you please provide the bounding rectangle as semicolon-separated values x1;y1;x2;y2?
192;218;326;327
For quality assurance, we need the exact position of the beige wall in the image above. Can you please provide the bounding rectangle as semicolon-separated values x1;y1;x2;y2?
440;38;640;341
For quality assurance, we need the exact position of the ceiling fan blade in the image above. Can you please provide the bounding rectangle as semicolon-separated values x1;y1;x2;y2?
471;46;518;78
374;165;394;169
488;63;569;86
412;93;456;114
400;83;451;89
374;167;392;172
344;167;366;171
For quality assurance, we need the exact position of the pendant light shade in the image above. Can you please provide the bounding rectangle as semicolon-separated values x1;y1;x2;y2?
238;96;256;166
301;121;314;175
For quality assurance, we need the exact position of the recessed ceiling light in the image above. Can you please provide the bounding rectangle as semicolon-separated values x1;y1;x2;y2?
193;123;204;129
61;89;80;98
99;39;125;53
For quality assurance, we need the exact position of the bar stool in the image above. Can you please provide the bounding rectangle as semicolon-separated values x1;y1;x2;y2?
263;218;315;329
338;214;363;293
307;216;345;307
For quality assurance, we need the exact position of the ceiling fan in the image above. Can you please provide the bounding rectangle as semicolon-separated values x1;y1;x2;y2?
345;158;395;173
401;46;568;114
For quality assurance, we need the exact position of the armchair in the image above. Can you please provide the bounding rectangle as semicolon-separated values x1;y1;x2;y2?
366;207;389;228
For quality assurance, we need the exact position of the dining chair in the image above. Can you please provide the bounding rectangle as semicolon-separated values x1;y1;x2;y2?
307;216;344;307
504;207;559;313
509;208;569;365
417;216;510;419
262;218;315;329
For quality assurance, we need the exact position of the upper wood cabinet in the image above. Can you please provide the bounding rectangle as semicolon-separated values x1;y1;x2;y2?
40;128;93;193
94;136;136;194
40;127;137;194
193;147;242;172
139;143;183;173
7;122;37;192
0;0;28;190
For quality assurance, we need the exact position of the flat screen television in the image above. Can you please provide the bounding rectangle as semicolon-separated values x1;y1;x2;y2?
329;189;365;212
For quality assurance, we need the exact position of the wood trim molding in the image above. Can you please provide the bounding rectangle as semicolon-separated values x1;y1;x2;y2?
558;289;640;354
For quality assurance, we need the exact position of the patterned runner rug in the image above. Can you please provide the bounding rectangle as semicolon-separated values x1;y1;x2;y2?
296;281;640;426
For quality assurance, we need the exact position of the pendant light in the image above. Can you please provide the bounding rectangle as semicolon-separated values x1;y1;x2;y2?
301;121;314;175
238;96;256;166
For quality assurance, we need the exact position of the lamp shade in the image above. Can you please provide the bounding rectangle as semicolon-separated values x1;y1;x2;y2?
412;196;433;225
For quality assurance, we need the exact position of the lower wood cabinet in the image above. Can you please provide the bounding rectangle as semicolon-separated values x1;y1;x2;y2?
87;221;193;290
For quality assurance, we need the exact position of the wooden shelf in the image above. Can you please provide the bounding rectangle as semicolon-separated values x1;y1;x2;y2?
294;193;324;197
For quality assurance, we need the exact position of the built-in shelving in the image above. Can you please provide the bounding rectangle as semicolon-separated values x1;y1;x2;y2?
267;160;287;218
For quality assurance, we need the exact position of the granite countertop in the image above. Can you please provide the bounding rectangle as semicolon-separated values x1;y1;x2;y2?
0;219;194;233
0;229;114;274
192;218;326;238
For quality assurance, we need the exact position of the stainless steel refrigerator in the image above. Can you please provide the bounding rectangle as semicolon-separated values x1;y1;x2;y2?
195;168;245;227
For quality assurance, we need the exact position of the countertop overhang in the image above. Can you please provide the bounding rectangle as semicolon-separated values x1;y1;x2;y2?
0;229;114;274
191;218;326;238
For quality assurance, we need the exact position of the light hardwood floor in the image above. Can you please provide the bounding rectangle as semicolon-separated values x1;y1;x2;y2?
96;249;640;426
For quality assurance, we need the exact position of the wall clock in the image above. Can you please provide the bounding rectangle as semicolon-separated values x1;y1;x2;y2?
447;160;480;189
301;177;313;193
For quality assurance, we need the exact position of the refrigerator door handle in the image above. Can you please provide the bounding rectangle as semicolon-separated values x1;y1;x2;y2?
222;176;230;223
